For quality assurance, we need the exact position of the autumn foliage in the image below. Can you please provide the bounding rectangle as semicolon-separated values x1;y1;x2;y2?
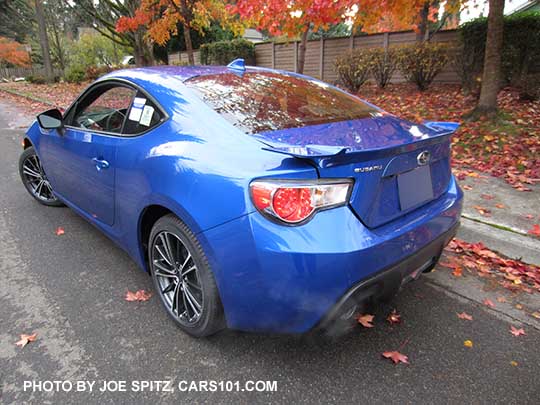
116;0;239;45
0;37;30;67
353;0;462;34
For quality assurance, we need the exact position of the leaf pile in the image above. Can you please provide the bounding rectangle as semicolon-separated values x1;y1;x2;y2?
361;84;540;189
443;238;540;293
0;82;86;115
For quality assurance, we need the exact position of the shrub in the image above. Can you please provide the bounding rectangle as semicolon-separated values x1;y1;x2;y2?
335;49;371;92
85;65;113;81
199;39;255;65
396;43;450;91
64;65;86;83
367;47;398;89
458;12;540;94
26;74;46;84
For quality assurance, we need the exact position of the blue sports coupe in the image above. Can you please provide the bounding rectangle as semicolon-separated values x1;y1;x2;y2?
20;59;463;336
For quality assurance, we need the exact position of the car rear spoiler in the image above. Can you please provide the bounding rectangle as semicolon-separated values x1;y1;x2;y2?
258;121;460;169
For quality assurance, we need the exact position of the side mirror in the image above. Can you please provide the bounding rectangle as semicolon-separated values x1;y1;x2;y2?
37;108;63;131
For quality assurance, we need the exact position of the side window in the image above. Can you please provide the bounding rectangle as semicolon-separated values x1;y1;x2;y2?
123;91;163;134
71;85;136;134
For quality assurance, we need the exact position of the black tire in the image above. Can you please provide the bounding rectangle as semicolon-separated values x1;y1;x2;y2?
19;146;63;207
149;214;225;337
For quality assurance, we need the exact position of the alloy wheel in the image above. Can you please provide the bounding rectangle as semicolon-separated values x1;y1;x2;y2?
151;231;204;325
22;154;57;203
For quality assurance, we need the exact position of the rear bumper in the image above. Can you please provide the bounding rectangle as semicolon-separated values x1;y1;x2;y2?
316;221;459;331
200;176;463;333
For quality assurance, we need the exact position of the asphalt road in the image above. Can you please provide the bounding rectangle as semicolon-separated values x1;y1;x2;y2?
1;102;539;404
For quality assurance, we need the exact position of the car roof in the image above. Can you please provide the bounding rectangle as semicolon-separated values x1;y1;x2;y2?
104;65;290;85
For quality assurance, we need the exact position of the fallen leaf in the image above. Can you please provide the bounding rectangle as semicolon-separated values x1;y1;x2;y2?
528;224;540;237
382;351;409;364
457;312;473;321
452;267;463;277
386;309;401;324
531;311;540;319
464;340;473;348
510;326;526;337
510;360;518;367
357;313;375;328
496;296;507;303
55;227;65;236
462;184;473;190
515;304;523;310
125;289;152;302
495;203;505;209
473;205;491;217
15;333;37;348
483;298;495;308
481;193;494;200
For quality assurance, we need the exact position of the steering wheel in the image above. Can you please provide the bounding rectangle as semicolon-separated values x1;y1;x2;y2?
104;109;126;132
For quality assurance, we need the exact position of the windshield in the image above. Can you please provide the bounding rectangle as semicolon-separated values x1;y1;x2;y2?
185;71;379;134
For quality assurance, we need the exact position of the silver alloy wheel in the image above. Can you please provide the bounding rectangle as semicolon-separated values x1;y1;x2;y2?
151;231;204;325
22;154;57;203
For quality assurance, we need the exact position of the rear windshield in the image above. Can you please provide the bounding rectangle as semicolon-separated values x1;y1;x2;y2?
185;71;378;134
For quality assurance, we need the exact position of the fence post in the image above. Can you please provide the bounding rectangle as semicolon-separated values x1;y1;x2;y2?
294;41;298;73
349;34;354;51
271;42;275;69
319;37;324;80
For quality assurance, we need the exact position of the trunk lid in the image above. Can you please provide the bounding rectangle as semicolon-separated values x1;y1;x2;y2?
254;116;458;228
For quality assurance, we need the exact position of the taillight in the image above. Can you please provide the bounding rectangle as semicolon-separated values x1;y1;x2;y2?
250;179;353;224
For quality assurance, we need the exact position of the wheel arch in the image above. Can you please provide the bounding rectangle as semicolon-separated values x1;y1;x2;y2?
22;137;33;149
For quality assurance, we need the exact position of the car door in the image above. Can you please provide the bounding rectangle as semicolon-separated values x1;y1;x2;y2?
41;82;137;226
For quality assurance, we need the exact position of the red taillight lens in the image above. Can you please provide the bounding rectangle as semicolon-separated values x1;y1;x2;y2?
250;179;352;224
272;187;314;222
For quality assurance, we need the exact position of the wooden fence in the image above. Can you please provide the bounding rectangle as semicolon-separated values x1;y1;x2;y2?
169;29;460;85
0;66;63;80
255;29;460;84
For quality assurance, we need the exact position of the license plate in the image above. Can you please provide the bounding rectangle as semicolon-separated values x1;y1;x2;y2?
397;165;434;211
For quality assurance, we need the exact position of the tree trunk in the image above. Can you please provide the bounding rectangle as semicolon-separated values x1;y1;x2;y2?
184;24;194;65
416;2;430;42
471;0;505;118
133;31;153;66
297;25;310;74
34;0;53;81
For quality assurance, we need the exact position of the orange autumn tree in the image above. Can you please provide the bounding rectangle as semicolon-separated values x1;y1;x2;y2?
231;0;354;74
0;36;30;67
353;0;463;41
116;0;240;65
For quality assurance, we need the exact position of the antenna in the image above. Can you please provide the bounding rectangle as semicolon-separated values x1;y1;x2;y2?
227;58;246;72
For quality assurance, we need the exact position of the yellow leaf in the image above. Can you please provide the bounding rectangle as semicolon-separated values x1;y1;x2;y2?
464;340;473;348
510;361;518;367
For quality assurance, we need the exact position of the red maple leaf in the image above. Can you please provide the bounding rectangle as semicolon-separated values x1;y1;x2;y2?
457;312;473;321
125;289;152;302
483;298;495;308
382;351;409;364
528;224;540;237
15;333;37;348
357;314;375;328
386;309;401;324
510;326;526;337
55;227;65;236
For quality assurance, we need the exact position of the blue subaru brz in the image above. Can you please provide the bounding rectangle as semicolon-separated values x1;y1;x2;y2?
20;60;463;336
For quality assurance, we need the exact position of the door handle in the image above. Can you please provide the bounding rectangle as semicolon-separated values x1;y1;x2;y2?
92;157;110;171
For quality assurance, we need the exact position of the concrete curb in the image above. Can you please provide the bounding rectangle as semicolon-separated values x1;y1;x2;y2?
457;216;540;266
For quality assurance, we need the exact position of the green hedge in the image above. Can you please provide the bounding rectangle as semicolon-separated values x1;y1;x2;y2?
199;39;255;66
458;11;540;96
397;43;451;91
